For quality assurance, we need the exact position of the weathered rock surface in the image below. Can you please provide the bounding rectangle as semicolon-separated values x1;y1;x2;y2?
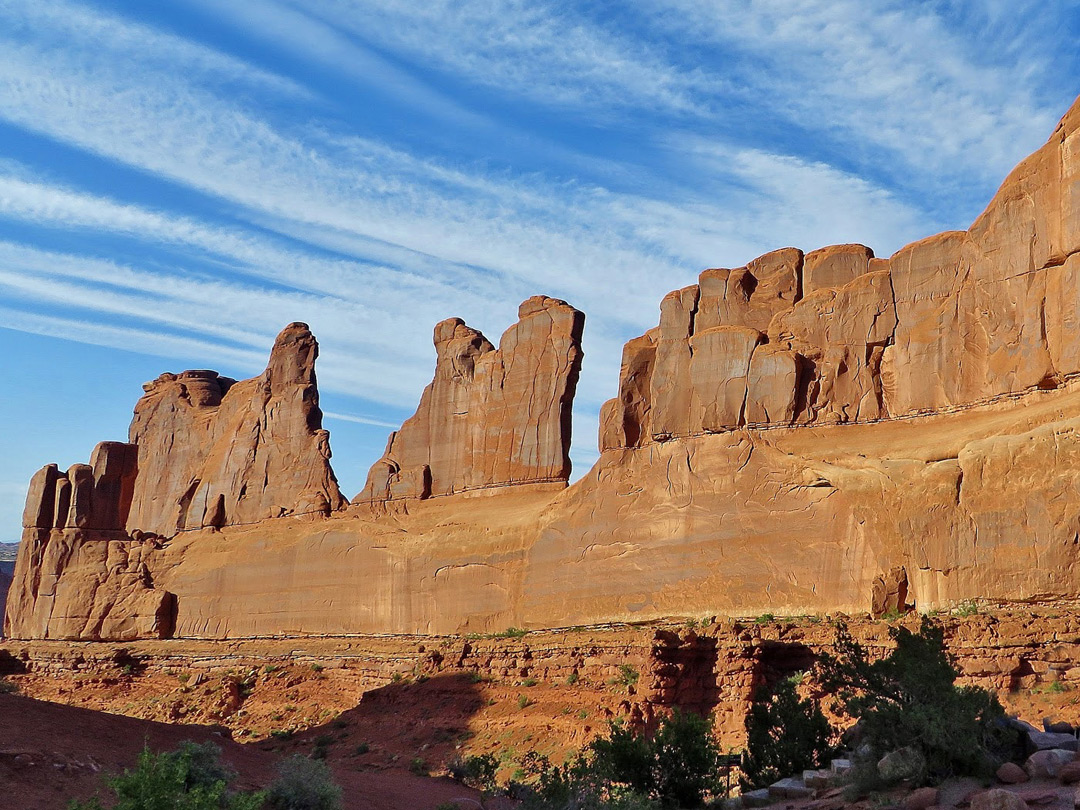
600;98;1080;445
5;442;174;640
127;322;345;536
5;324;347;639
5;96;1080;641
359;296;585;503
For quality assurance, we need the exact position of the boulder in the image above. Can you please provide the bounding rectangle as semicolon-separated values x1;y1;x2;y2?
768;777;814;799
997;762;1030;784
970;789;1029;810
903;786;939;810
1027;733;1080;755
878;747;926;783
1025;749;1076;779
1059;760;1080;785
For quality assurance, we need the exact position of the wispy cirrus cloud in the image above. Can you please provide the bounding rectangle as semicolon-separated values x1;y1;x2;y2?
0;0;1074;532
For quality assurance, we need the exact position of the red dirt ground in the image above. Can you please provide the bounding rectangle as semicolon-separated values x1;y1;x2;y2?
0;690;487;810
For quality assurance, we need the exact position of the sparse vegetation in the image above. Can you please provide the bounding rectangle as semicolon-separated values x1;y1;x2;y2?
67;741;265;810
520;709;721;808
518;694;531;709
495;627;529;638
742;673;833;789
818;618;1015;786
753;614;774;624
409;756;429;776
611;664;638;692
954;600;979;617
265;754;342;810
523;677;538;687
448;753;499;791
565;672;579;686
0;679;19;694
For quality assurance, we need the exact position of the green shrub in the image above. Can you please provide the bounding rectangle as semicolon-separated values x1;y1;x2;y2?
518;694;531;709
817;618;1015;785
610;665;638;692
0;679;19;694
448;753;499;791
495;627;529;638
742;674;833;789
565;673;579;686
591;710;721;808
68;742;264;810
409;756;428;776
264;755;342;810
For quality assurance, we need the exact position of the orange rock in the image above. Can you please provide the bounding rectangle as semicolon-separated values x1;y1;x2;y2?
126;322;345;535
359;296;585;502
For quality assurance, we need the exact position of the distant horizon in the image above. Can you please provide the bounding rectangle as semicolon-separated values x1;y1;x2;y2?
1;1;1078;541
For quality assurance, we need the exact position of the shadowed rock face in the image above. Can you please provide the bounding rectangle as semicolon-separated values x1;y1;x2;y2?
126;322;345;536
359;295;585;503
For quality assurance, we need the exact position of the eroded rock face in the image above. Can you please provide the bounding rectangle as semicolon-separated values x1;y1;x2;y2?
127;322;345;536
359;296;585;503
6;96;1080;641
601;98;1080;449
5;323;346;640
5;442;174;641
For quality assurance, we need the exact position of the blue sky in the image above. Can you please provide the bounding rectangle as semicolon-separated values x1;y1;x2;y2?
0;0;1078;540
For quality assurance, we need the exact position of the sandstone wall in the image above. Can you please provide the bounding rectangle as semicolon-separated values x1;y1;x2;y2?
600;99;1080;448
5;97;1080;642
4;612;1075;747
5;442;175;640
359;296;585;503
127;322;345;536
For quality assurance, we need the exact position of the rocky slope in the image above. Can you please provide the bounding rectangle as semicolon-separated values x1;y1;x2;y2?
4;95;1079;641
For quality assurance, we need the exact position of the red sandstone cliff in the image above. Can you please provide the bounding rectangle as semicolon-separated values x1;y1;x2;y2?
4;95;1080;641
359;295;585;503
126;322;345;536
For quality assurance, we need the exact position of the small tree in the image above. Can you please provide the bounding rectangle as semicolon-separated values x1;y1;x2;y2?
590;710;721;808
742;674;833;789
817;618;1015;784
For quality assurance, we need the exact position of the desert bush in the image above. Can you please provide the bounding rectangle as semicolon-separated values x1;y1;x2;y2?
817;618;1015;785
448;753;499;791
524;709;720;808
68;742;263;810
742;674;833;789
264;754;342;810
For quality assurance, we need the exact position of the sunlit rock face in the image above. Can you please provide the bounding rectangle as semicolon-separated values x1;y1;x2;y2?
5;96;1080;641
359;295;585;504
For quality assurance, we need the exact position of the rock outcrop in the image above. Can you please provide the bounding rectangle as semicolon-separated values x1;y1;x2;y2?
600;99;1079;447
359;296;585;503
5;442;175;640
4;323;347;639
5;95;1080;641
127;322;345;536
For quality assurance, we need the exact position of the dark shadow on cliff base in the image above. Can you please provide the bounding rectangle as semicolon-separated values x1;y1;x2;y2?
750;640;817;694
267;672;487;778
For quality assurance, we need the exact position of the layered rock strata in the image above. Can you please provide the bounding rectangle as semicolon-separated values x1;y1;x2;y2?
5;323;347;639
359;296;585;503
600;97;1079;446
127;322;345;536
4;96;1080;641
5;442;175;640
